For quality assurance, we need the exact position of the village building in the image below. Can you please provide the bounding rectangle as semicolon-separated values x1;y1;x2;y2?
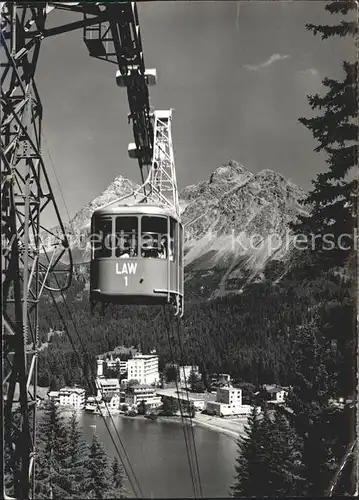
263;384;288;403
58;387;86;409
106;357;128;374
127;354;159;385
95;377;120;399
125;385;162;410
101;392;121;410
157;388;216;412
47;390;60;405
206;386;246;416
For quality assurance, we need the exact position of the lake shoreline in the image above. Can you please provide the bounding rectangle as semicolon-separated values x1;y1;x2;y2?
91;411;245;440
55;406;246;441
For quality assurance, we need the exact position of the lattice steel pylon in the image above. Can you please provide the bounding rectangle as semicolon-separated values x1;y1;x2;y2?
150;110;180;216
1;1;164;497
1;4;72;499
126;109;180;216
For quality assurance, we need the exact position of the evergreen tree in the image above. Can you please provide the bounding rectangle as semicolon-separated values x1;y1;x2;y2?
164;363;179;383
137;400;147;415
83;433;117;499
35;400;70;499
231;405;272;497
232;403;305;497
112;456;126;498
269;411;304;495
4;408;21;497
290;0;357;272
187;370;205;392
161;396;178;415
62;411;89;499
286;318;340;495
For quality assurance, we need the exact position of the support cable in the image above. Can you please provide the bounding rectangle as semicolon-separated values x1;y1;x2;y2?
174;316;203;498
163;306;198;499
36;138;143;497
47;289;143;498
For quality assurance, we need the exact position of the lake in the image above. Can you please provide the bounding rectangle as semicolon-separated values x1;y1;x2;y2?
77;412;238;498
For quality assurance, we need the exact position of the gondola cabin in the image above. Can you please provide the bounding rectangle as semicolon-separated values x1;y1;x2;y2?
90;204;184;312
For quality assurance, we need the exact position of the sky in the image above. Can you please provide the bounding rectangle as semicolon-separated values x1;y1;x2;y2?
35;1;355;227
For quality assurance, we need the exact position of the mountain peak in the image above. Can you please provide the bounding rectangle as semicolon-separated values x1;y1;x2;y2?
67;174;138;233
54;158;308;297
100;175;137;197
255;169;305;198
209;160;250;184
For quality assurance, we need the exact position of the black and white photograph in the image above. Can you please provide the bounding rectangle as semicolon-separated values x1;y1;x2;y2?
1;1;357;498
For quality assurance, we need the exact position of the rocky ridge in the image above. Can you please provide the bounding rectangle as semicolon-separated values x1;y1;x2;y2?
51;160;308;298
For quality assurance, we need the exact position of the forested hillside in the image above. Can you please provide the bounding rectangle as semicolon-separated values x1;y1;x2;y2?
37;267;354;398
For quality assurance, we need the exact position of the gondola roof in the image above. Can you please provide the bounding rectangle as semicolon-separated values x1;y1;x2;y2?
93;196;180;221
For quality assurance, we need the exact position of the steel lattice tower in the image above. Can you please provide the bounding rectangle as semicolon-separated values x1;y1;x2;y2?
1;2;159;498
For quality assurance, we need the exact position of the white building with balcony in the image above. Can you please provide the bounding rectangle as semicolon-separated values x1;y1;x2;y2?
106;357;128;374
125;385;162;410
95;378;120;399
206;386;243;416
58;387;86;409
127;354;159;385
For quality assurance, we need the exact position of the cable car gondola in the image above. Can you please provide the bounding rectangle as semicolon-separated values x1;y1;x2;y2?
90;110;184;316
90;202;183;314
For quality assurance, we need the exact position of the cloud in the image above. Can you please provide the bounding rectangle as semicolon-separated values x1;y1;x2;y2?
236;1;241;33
244;53;290;71
297;68;319;77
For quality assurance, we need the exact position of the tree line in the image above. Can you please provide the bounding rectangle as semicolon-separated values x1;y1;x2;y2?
36;271;353;395
34;401;126;499
232;0;357;496
25;1;357;497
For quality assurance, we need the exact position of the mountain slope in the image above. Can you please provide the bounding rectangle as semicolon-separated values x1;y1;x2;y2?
51;160;308;298
180;160;307;297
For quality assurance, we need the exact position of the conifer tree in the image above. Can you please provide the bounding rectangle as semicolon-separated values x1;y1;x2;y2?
286;317;340;495
269;411;304;495
231;405;272;497
112;456;126;498
62;411;89;499
83;433;117;499
232;403;304;497
291;0;357;271
35;400;70;499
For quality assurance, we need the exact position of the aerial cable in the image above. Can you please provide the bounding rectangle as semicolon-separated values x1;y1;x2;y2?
55;290;144;498
164;306;198;499
38;139;140;497
174;316;203;498
42;133;74;237
45;276;143;498
47;289;143;497
163;306;199;499
48;290;143;498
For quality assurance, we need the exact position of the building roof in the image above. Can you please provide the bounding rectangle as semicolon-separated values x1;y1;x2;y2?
127;385;156;394
97;378;120;386
102;392;120;402
217;386;240;392
59;387;85;395
131;354;158;359
263;384;287;394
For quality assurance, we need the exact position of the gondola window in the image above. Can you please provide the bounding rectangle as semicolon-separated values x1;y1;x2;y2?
93;218;112;258
115;216;138;258
141;216;167;258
